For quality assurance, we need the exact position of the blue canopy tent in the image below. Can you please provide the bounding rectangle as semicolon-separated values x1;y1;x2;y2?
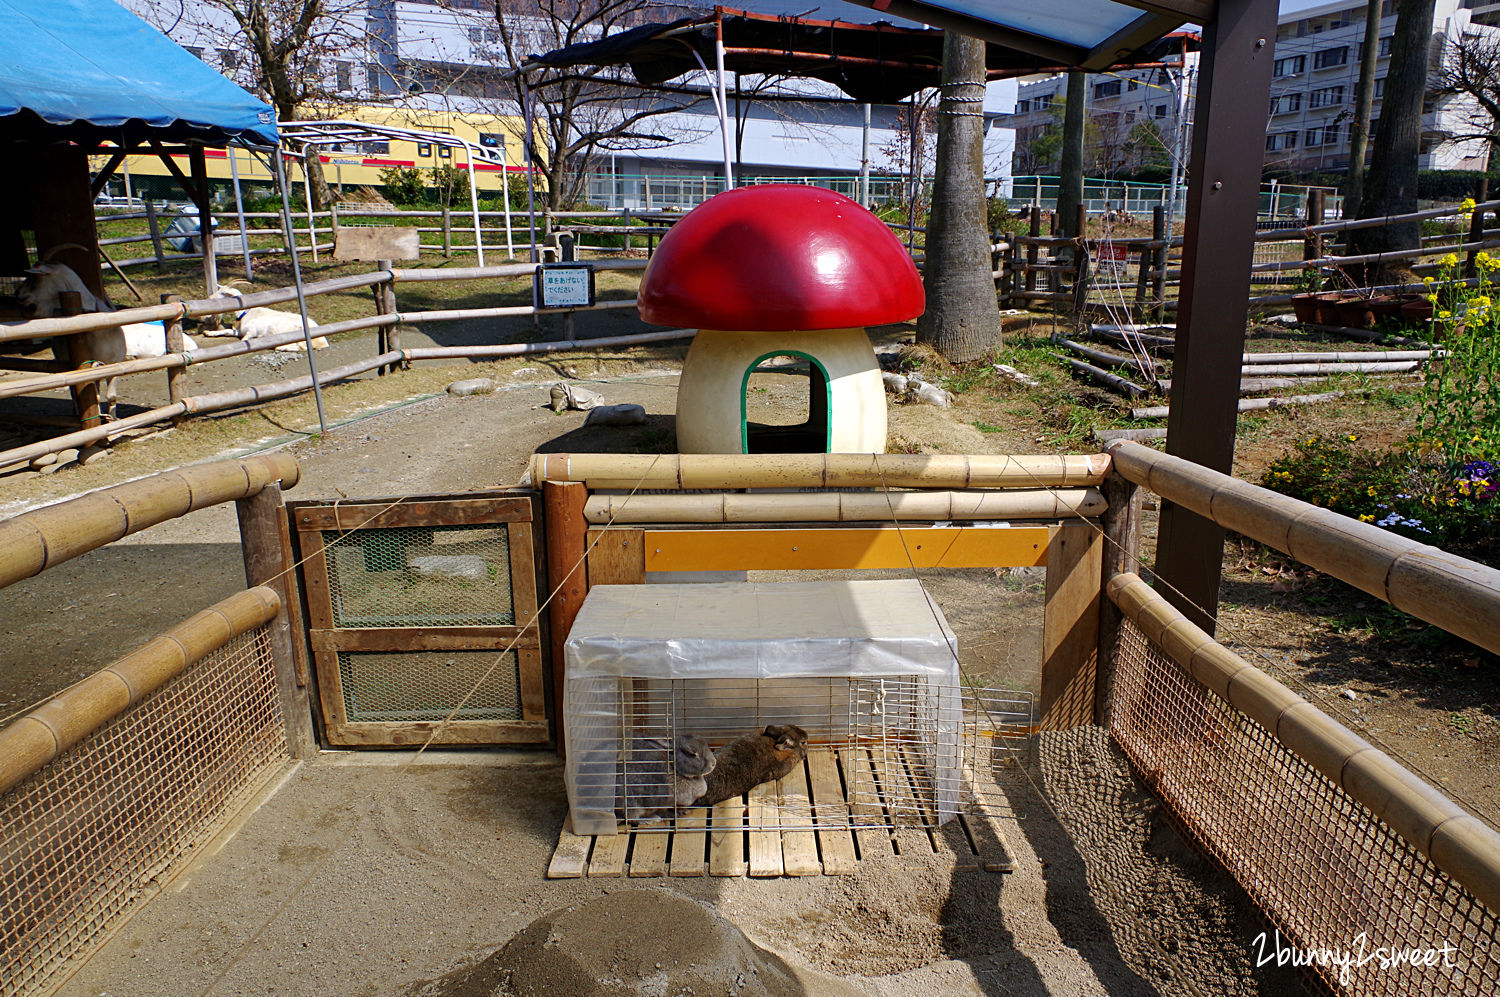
0;0;332;432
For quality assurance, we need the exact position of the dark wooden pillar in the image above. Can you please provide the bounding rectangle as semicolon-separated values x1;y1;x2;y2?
30;146;105;297
1156;0;1280;633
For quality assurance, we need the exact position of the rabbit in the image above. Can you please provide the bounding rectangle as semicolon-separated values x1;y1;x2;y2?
693;724;809;808
624;733;716;821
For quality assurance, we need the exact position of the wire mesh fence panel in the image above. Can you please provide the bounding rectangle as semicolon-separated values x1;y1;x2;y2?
0;627;288;997
1109;620;1500;996
335;649;522;723
322;524;514;628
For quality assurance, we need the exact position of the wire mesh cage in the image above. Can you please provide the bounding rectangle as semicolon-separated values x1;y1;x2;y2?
571;676;1032;836
321;524;513;628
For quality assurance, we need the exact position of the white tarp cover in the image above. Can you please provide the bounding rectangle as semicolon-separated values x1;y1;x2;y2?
565;579;960;679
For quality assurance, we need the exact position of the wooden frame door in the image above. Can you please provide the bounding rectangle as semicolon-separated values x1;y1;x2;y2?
291;491;548;746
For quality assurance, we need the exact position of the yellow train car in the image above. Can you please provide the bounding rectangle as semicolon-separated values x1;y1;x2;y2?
99;102;534;200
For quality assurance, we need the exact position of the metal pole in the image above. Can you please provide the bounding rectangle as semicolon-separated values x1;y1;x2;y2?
456;136;485;266
860;103;871;208
502;140;515;259
522;76;539;264
229;143;254;279
272;149;329;436
715;19;734;191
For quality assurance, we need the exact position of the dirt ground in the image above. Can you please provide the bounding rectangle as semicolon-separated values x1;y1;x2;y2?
2;302;1494;995
48;731;1305;997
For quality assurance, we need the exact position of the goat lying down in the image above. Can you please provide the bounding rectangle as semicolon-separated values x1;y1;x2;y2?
19;262;199;419
207;286;329;351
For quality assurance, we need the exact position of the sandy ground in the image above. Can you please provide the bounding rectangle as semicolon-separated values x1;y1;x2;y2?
51;730;1303;997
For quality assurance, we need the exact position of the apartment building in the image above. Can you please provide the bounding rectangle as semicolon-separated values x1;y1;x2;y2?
1004;0;1496;178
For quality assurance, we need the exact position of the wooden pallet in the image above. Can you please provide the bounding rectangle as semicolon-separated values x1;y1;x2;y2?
547;746;1015;879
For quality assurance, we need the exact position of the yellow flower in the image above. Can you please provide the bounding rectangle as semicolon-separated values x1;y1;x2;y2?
1366;485;1378;497
1359;513;1375;522
1439;310;1453;320
1461;197;1477;212
1347;434;1359;442
1441;253;1460;267
1423;275;1435;283
1427;294;1439;304
1447;498;1458;507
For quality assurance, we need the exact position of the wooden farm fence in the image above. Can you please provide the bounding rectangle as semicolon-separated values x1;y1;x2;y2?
0;258;696;472
995;194;1500;322
1097;441;1500;996
0;456;313;997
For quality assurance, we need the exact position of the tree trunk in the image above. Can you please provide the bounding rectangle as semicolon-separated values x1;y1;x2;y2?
1349;0;1438;271
915;32;1001;363
1057;72;1087;239
1345;0;1384;220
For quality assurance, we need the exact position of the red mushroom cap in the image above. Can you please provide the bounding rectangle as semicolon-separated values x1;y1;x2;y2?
637;185;925;331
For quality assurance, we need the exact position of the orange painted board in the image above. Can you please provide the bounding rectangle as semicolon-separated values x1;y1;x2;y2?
642;527;1050;573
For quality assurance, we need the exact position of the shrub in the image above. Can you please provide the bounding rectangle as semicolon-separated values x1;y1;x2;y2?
378;166;426;205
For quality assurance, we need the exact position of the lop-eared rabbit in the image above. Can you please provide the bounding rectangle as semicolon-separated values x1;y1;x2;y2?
693;724;809;808
625;733;716;821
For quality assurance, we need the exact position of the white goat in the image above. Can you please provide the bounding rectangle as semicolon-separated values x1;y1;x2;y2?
208;285;329;351
19;261;198;418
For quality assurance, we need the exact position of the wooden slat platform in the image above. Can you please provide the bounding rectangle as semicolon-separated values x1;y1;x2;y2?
548;746;1015;879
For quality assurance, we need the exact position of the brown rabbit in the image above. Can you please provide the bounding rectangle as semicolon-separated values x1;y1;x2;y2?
692;724;809;808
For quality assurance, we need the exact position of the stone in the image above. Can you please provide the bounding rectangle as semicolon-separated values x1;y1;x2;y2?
77;444;110;465
29;452;57;469
407;555;490;582
881;372;909;395
584;403;647;427
39;449;79;474
446;377;496;396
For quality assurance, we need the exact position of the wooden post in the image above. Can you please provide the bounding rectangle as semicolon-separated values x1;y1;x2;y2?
1071;241;1091;317
1040;521;1103;730
1304;188;1325;267
1150;205;1167;322
544;480;589;755
1095;468;1143;725
329;201;340;247
442;202;452;258
236;483;317;758
1133;242;1151;316
1025;209;1041;297
622;207;632;253
145;199;165;273
57;291;104;433
372;259;402;375
162;293;185;425
189;146;217;296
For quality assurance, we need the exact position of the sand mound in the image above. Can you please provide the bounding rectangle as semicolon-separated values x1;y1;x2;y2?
408;890;869;997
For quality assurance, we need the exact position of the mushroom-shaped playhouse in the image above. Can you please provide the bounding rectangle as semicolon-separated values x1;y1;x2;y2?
639;185;925;454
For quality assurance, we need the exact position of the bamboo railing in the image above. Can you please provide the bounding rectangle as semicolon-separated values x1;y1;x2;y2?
1107;570;1500;916
1104;440;1500;656
0;586;281;795
0;454;299;588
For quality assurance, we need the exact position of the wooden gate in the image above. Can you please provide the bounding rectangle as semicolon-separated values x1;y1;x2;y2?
290;491;548;746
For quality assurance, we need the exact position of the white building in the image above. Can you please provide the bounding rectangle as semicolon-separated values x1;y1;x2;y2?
1003;0;1497;178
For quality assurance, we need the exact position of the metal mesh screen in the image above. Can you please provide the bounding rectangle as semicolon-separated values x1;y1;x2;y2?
0;627;287;997
337;650;521;723
571;676;1031;834
323;524;513;628
1109;619;1500;996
